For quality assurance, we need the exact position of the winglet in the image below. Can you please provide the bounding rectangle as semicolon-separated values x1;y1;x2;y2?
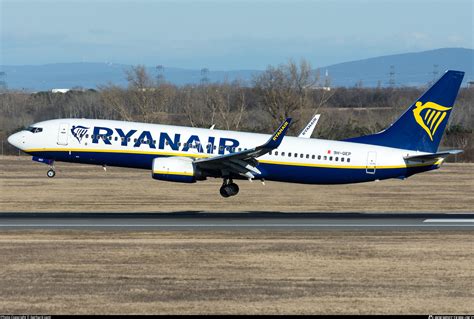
260;117;292;150
298;114;320;138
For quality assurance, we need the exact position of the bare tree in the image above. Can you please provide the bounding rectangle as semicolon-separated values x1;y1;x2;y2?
125;65;154;90
253;59;321;130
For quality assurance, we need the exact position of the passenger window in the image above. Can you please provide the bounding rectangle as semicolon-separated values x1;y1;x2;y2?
329;156;333;161
347;158;351;163
214;145;217;150
306;154;309;159
301;154;304;158
275;151;278;156
311;155;315;159
318;155;321;160
134;138;137;142
281;152;285;156
269;151;272;155
153;140;156;144
86;134;89;138
288;152;292;157
114;136;118;141
219;146;223;151
324;156;327;160
341;158;345;162
127;137;131;142
238;148;242;152
335;157;338;161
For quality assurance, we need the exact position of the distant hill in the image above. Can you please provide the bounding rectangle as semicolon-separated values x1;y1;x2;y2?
324;48;474;87
1;48;472;91
0;63;257;91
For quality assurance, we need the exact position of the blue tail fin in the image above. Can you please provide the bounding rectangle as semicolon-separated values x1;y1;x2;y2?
345;70;464;153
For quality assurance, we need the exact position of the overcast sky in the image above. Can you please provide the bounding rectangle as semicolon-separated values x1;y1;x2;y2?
1;0;473;69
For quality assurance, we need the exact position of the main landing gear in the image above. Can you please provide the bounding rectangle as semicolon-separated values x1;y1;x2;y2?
220;178;239;198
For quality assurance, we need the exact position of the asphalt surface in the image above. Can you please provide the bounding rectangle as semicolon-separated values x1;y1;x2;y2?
0;212;473;230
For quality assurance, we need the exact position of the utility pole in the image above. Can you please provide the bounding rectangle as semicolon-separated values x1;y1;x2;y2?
432;64;439;84
200;68;209;84
0;72;7;92
156;65;165;85
388;65;395;87
324;69;331;89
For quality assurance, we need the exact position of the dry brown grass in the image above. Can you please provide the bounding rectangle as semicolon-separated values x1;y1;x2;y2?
1;157;473;314
0;156;473;212
0;230;472;314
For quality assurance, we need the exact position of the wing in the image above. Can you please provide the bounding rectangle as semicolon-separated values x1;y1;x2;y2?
194;118;292;179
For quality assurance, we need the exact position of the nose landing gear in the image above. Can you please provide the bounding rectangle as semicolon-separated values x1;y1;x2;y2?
47;169;56;178
219;178;239;197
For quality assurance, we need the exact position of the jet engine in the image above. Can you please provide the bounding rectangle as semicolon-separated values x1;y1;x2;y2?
151;157;204;183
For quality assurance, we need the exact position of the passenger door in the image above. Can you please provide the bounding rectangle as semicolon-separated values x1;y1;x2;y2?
57;123;69;145
366;151;377;174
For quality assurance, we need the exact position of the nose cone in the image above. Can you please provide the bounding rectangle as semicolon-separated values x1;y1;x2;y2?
7;132;24;150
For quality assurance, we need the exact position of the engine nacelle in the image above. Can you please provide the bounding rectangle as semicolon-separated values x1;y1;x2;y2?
152;157;201;183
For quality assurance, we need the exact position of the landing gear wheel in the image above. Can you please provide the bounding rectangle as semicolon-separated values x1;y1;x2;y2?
219;179;239;197
228;183;239;195
220;186;230;198
47;169;56;178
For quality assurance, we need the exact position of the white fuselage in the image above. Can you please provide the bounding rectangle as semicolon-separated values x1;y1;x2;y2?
8;118;438;184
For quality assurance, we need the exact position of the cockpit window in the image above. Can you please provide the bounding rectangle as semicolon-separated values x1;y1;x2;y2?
26;127;43;133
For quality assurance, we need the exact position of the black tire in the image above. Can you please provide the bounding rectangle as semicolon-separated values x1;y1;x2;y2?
219;186;230;198
228;183;239;195
47;169;56;178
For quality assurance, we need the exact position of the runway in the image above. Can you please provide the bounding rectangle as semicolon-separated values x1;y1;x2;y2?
0;212;473;230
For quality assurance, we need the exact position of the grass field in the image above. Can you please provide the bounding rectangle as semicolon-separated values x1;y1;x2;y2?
0;156;473;212
0;230;472;314
0;156;472;314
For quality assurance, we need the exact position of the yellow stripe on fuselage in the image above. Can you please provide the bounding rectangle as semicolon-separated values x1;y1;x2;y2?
258;159;435;169
24;148;438;170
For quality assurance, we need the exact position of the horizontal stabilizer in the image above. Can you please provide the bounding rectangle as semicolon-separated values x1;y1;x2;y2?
404;150;463;161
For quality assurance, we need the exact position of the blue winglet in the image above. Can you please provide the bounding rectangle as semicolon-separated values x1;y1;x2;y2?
262;118;292;150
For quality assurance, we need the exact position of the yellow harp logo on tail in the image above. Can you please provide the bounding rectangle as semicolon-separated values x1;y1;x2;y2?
412;101;452;141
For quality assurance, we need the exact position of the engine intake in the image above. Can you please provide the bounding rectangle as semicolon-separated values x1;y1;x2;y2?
152;157;201;183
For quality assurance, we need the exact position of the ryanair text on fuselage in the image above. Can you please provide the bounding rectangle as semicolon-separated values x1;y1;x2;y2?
88;126;239;154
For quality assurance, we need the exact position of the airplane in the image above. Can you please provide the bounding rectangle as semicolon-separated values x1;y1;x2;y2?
7;70;464;197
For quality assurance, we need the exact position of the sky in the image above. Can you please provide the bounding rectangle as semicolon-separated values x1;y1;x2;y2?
1;0;473;70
